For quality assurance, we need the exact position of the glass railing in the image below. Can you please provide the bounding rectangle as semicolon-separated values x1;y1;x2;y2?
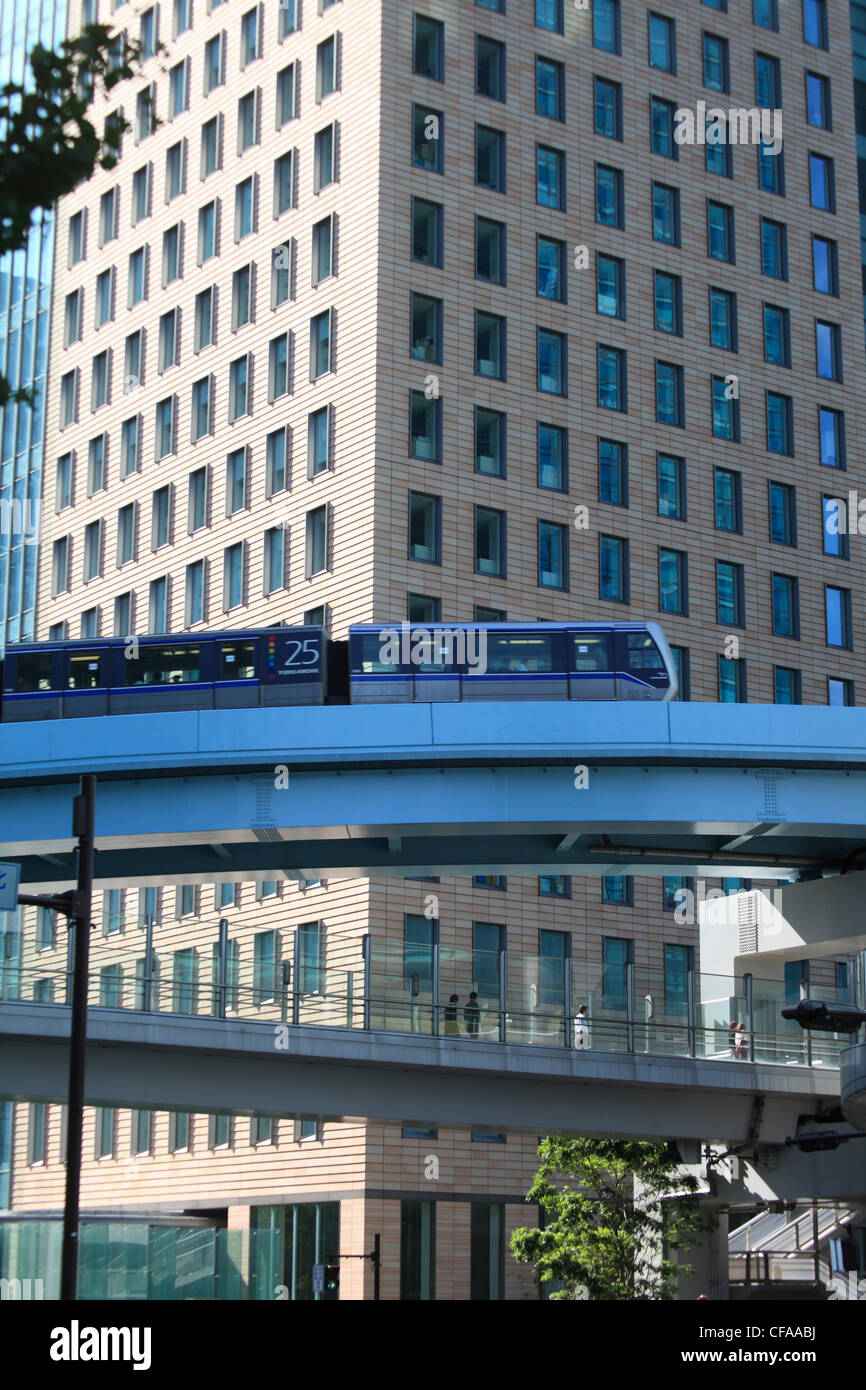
0;924;856;1070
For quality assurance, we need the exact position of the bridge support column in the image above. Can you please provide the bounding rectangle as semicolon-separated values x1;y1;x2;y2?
677;1203;729;1303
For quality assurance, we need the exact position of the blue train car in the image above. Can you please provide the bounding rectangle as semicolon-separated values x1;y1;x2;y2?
1;628;328;721
348;621;678;703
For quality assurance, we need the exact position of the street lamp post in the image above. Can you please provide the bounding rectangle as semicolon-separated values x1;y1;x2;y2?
17;773;96;1301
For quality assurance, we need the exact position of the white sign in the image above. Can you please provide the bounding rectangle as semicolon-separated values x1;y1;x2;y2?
0;862;21;912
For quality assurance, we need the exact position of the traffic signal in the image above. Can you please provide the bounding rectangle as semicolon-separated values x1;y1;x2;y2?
324;1264;340;1292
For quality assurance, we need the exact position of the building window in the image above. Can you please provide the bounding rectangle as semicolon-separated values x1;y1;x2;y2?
603;876;633;906
476;124;506;191
536;144;565;209
539;520;568;590
718;656;746;702
597;254;625;319
536;56;564;119
772;573;800;639
819;407;845;469
657;453;685;520
603;935;633;1008
702;32;729;92
201;116;222;178
598;438;627;505
597;346;626;411
594;76;622;140
414;14;444;80
809;153;835;211
185;559;205;625
539;876;570;898
648;12;676;71
806;72;831;129
714;469;742;533
471;1205;504;1301
816;320;842;381
712;388;738;478
705;123;732;178
159;308;179;372
306;505;329;576
224;542;245;610
475;311;505;380
596;164;624;227
537;328;566;395
707;201;734;263
226;448;247;515
316;35;337;101
825;586;852;649
413;104;443;173
769;481;796;546
652;183;679;245
536;0;563;33
650;96;677;158
475;506;505;578
599;534;628;602
413;197;443;267
269;334;290;402
761;218;787;279
758;141;784;195
194;290;215;358
655;271;682;336
155;396;176;460
308;406;330;476
410;392;441;463
755;52;781;109
655;361;684;427
401;1201;435;1302
763;304;790;367
477;36;506;102
537;236;566;303
766;392;794;455
659;548;687;614
409;492;440;564
148;577;168;632
229;356;250;421
812;236;838;296
828;678;854;707
235;177;256;240
188;468;208;532
121;416;141;477
117;503;136;567
803;0;828;50
716;560;744;626
240;5;260;66
95;1108;115;1159
538;422;567;492
475;407;506;478
774;667;801;704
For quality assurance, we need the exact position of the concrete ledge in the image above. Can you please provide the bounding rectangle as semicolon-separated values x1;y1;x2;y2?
0;1003;841;1145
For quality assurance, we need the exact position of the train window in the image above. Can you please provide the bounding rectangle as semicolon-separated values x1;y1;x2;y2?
124;644;202;685
484;632;554;673
12;653;54;692
415;629;459;673
220;642;256;681
570;633;610;672
68;651;104;689
357;632;400;674
623;633;666;673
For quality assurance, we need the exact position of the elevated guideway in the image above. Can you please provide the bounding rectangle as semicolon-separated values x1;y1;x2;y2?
2;703;865;888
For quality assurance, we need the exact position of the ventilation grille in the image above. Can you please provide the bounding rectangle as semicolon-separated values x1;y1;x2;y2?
738;893;759;955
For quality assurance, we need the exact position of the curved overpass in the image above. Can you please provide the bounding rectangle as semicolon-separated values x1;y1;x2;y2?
1;703;865;888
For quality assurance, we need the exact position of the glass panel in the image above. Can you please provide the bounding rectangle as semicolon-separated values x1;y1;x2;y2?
219;642;256;681
481;632;554;674
67;651;104;689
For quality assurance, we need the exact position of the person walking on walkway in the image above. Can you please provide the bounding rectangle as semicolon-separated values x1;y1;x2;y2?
464;992;481;1038
444;994;460;1036
574;1004;590;1049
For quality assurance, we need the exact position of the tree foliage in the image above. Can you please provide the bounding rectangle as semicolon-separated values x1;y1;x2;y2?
0;24;141;406
511;1137;709;1301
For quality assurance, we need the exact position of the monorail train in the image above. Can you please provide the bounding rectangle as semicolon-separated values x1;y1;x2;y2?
0;621;678;721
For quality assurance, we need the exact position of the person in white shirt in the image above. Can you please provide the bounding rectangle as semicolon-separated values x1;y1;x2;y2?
574;1004;589;1049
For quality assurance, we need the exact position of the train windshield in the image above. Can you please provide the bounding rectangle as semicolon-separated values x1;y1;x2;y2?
570;634;611;671
124;644;202;685
623;632;667;678
68;651;104;689
483;632;555;674
12;652;54;692
220;642;256;681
